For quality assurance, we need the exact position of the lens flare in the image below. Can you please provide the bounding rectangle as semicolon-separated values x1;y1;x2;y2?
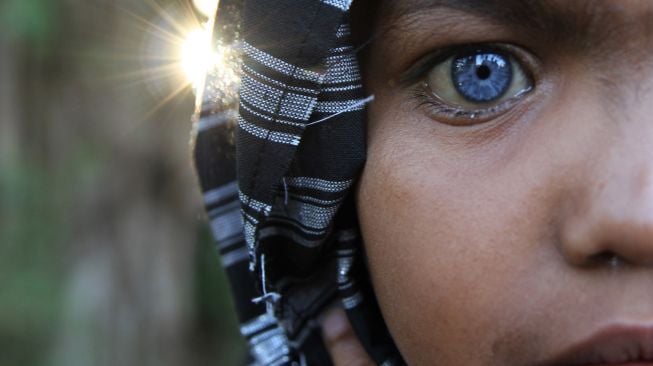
193;0;218;18
180;27;214;89
106;0;226;122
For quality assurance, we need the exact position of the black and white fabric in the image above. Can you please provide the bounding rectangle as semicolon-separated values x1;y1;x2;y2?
192;1;404;364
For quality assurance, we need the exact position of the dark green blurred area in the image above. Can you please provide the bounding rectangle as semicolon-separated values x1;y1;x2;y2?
0;0;244;365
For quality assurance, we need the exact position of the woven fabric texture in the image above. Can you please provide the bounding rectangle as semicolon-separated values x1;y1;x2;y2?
193;1;403;364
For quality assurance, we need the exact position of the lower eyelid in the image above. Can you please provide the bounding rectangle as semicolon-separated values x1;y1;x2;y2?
410;90;539;147
413;85;526;126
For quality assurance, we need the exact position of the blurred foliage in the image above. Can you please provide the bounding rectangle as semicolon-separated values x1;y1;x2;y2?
193;228;246;366
1;0;58;45
0;0;245;365
0;161;64;366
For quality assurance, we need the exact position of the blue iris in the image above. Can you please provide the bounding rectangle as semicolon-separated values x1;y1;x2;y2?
451;52;512;103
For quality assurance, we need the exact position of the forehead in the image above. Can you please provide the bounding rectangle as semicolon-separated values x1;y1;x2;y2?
384;0;650;19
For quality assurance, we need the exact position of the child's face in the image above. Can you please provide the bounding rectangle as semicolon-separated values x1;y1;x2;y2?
355;1;653;364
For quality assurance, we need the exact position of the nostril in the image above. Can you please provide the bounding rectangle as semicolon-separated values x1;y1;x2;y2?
588;250;628;268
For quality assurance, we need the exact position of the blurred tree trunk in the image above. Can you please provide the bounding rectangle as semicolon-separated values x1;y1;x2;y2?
52;1;201;365
0;1;210;365
0;37;20;168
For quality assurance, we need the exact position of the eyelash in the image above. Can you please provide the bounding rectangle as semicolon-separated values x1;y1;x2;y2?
412;87;523;122
404;43;537;125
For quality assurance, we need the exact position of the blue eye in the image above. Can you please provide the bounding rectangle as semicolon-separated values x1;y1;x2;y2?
421;45;534;122
452;52;512;103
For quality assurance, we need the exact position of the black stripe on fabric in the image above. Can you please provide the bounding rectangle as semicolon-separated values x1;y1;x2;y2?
280;187;347;204
223;256;267;325
265;216;330;238
237;130;300;202
204;192;239;213
242;0;346;68
290;114;366;181
194;124;237;192
259;235;331;280
218;237;246;254
317;87;364;102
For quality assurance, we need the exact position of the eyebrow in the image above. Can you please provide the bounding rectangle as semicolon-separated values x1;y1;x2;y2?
382;0;610;47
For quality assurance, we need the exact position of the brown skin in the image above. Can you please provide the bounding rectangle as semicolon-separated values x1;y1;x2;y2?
326;1;653;365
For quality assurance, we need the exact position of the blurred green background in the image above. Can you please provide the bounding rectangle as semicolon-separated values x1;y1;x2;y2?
0;0;245;365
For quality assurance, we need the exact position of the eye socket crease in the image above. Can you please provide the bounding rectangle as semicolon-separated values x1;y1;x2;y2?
382;0;625;48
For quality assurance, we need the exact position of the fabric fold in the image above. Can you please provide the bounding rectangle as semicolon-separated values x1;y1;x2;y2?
192;1;404;364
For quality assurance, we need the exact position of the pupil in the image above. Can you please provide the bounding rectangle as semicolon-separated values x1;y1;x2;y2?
476;65;491;80
451;52;513;103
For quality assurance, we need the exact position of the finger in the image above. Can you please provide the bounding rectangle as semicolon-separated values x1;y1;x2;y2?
321;307;375;366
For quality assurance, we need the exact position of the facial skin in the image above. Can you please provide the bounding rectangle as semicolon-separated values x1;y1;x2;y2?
354;1;653;365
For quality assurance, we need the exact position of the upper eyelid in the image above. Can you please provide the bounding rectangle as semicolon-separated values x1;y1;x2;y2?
398;43;534;86
399;48;453;85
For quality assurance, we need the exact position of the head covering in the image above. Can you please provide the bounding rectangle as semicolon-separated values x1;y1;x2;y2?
192;1;404;364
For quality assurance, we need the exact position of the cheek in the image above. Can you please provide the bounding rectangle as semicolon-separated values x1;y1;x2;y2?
357;156;542;364
354;99;581;364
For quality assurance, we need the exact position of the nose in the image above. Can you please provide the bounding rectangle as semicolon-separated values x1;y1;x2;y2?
560;143;653;268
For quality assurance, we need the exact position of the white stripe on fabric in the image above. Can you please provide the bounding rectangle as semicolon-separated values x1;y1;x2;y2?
220;246;250;267
335;23;350;38
322;56;360;84
336;248;355;256
285;199;340;230
280;192;341;207
203;181;238;206
209;206;243;242
322;83;362;92
243;221;257;268
242;42;321;82
241;75;317;121
337;256;354;284
338;279;355;291
238;117;301;146
324;54;357;70
240;313;277;336
240;101;305;128
342;291;364;309
243;64;314;94
239;190;273;214
321;0;351;11
329;46;353;54
315;98;368;114
269;357;291;366
337;228;358;242
284;176;352;193
250;327;291;365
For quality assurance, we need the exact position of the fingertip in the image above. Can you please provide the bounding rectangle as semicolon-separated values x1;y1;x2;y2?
321;306;375;366
322;307;350;343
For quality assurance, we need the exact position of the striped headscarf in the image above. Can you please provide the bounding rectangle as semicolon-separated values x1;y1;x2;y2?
192;1;404;364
